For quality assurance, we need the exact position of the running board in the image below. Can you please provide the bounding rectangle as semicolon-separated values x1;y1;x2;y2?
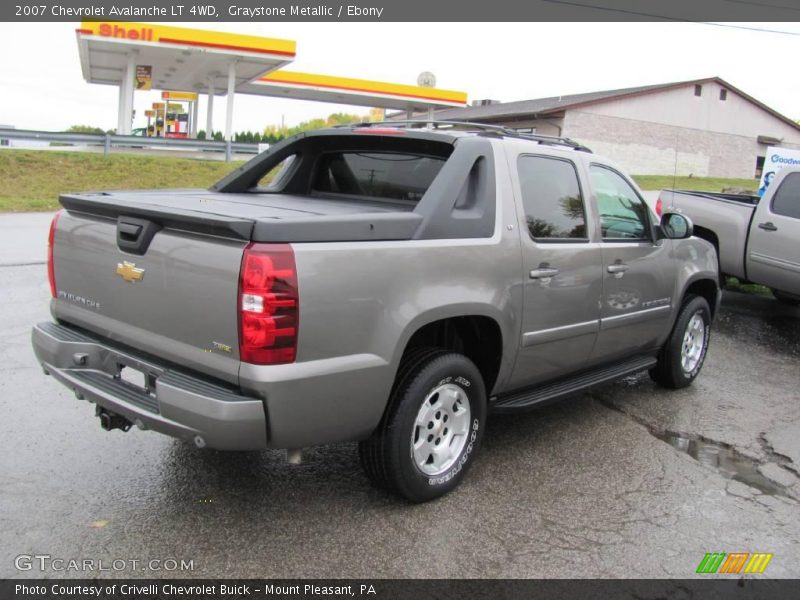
491;356;657;413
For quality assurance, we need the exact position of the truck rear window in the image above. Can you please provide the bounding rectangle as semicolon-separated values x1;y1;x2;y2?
312;152;446;202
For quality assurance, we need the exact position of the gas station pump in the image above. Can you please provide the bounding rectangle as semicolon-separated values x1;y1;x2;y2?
141;92;198;138
165;102;188;138
161;91;198;138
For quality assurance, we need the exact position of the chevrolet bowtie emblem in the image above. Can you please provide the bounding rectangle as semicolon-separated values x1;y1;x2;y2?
116;261;145;283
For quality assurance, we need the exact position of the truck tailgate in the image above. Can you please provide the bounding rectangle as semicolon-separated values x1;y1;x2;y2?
52;187;424;384
52;208;246;385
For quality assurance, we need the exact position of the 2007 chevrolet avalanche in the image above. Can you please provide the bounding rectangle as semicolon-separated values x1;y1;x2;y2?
32;122;720;501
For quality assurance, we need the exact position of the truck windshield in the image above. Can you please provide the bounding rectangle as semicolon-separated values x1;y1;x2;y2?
312;152;446;202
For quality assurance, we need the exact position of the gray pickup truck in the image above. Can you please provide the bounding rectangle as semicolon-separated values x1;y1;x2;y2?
660;167;800;305
32;122;720;501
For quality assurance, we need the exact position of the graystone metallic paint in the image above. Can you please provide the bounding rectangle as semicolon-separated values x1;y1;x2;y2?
51;211;246;384
33;132;719;450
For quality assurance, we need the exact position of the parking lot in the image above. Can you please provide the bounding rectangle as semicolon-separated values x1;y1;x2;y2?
1;213;798;579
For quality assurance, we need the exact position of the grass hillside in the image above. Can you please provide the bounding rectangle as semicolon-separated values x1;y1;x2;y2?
632;175;757;193
0;148;759;212
0;150;243;212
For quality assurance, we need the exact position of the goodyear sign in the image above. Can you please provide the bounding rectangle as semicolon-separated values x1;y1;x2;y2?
759;146;800;197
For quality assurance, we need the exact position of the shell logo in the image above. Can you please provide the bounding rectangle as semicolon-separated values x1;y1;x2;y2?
97;23;154;42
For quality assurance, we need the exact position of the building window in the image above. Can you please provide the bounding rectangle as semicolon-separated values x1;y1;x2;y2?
755;156;765;178
694;84;702;97
720;89;728;101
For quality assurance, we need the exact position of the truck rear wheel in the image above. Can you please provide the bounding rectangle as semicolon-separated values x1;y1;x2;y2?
650;295;711;389
359;349;486;502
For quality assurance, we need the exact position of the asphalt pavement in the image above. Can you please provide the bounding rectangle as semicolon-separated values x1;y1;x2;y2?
0;212;52;266
0;213;798;578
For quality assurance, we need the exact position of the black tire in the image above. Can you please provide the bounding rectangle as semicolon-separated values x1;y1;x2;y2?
650;295;711;389
359;348;487;502
772;289;800;307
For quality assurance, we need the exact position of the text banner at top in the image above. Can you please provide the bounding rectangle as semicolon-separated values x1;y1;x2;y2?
5;0;800;22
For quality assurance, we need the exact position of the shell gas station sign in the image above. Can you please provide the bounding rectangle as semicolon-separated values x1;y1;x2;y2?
75;20;298;137
74;20;467;139
162;91;199;102
76;21;297;57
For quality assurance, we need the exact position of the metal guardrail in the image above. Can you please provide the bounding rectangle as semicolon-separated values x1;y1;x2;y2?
0;128;260;162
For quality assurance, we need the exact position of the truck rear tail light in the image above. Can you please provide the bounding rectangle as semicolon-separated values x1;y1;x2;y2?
47;210;62;298
655;197;663;217
238;243;298;365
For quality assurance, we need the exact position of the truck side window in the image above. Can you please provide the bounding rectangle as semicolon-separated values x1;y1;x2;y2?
517;155;587;241
313;152;446;202
771;172;800;219
589;165;651;241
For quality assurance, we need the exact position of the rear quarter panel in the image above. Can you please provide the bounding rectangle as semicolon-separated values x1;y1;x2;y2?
239;145;524;447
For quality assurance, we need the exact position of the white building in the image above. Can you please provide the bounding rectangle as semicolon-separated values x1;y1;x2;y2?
433;77;800;178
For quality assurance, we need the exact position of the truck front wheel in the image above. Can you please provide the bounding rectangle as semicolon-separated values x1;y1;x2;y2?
650;295;711;389
359;349;487;502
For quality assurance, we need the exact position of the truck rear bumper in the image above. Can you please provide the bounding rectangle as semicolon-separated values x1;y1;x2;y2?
31;321;267;450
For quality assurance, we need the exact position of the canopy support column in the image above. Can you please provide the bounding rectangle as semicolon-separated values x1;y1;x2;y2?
225;62;236;142
116;85;127;134
190;98;199;138
206;77;215;136
117;53;135;135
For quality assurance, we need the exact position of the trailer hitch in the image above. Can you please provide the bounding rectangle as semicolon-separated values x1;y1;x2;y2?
96;406;133;432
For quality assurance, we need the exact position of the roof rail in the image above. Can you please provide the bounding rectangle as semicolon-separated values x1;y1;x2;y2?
342;119;593;152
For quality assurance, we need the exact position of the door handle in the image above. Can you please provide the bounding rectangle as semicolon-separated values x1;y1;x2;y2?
117;222;143;241
607;263;629;278
530;267;560;279
758;221;778;232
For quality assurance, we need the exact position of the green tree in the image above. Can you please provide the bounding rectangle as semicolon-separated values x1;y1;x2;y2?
263;112;369;143
325;113;364;126
65;125;105;135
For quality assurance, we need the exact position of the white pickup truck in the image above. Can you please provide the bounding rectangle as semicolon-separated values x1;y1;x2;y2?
660;167;800;305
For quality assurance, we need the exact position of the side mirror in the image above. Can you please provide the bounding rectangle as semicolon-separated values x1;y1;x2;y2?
660;212;693;239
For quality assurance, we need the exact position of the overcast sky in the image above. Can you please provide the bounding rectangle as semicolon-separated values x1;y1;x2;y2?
1;21;799;132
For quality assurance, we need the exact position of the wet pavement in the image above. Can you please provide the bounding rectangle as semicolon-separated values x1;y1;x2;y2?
0;220;798;578
0;213;52;266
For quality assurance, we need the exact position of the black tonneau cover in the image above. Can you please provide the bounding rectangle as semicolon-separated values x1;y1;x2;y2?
59;127;496;243
59;189;423;242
